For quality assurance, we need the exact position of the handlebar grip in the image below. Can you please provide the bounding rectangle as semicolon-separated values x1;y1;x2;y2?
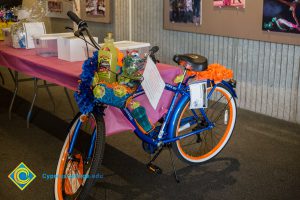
149;46;159;64
67;11;82;25
150;46;159;54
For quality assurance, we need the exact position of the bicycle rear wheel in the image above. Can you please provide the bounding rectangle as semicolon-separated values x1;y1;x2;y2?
172;85;236;164
54;112;105;200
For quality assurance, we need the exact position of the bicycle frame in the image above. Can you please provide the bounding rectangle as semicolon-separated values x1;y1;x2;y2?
68;72;237;157
120;73;234;148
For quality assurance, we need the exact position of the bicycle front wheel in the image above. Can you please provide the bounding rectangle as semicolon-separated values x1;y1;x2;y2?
172;85;237;164
54;112;105;200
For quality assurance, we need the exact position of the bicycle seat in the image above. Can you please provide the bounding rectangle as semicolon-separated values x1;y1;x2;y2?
173;54;208;72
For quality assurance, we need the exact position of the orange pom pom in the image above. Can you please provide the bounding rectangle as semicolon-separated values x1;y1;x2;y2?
188;63;233;83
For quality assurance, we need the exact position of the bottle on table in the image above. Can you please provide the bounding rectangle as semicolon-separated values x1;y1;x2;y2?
98;32;118;83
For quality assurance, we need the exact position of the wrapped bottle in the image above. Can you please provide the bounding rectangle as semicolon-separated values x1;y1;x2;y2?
131;106;153;132
98;32;118;83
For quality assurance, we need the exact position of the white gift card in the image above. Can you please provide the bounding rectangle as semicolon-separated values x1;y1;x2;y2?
23;22;46;49
142;57;166;109
189;81;207;109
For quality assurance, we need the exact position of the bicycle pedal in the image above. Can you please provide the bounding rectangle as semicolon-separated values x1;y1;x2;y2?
147;163;162;174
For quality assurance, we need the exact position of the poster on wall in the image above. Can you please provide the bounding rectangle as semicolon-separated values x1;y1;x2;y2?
262;0;300;34
169;0;202;26
81;0;111;23
213;0;246;8
46;0;74;19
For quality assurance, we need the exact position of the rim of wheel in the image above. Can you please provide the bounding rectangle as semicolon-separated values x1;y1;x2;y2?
175;87;236;163
55;114;97;200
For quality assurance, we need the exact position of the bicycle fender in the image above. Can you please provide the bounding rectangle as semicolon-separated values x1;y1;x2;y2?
221;80;238;98
167;94;190;139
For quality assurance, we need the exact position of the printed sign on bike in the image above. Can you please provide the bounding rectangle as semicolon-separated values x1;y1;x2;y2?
189;81;207;109
142;57;165;109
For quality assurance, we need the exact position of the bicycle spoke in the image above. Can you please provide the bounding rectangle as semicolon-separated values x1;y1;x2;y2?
210;130;215;147
211;97;232;123
207;95;224;112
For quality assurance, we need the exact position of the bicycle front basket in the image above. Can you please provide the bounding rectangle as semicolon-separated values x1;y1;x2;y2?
92;82;136;108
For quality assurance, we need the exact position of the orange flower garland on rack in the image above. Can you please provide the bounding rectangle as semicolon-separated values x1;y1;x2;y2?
187;63;233;83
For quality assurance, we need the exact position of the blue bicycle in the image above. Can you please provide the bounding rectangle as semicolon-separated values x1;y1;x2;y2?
54;12;237;200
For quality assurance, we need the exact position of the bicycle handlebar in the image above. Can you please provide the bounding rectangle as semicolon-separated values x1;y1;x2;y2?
84;28;101;50
149;46;159;63
150;46;159;54
67;11;86;27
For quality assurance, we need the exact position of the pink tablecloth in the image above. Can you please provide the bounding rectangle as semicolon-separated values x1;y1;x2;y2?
0;43;181;135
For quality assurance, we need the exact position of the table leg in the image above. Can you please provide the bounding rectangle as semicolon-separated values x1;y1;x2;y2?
0;70;4;85
27;78;38;128
8;68;15;82
64;87;75;116
8;71;18;120
7;73;75;126
44;80;56;113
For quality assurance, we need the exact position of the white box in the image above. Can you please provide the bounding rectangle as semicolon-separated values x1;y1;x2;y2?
112;41;151;56
32;33;74;57
87;40;151;57
23;22;46;49
57;36;99;62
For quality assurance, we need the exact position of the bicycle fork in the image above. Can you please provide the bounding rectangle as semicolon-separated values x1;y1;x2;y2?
68;118;97;164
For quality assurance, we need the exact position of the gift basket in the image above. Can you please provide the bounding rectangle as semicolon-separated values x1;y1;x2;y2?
10;0;46;48
75;33;147;114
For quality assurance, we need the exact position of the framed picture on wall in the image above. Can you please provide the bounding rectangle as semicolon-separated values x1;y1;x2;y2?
46;0;74;19
80;0;111;23
213;0;246;8
164;0;202;32
262;0;300;34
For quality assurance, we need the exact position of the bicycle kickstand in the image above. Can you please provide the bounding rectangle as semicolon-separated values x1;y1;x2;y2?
168;144;180;183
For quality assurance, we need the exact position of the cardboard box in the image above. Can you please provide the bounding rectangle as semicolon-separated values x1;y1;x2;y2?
23;22;46;49
57;36;99;62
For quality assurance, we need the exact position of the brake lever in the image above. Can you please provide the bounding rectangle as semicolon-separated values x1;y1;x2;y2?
74;26;86;37
74;29;82;37
65;26;74;31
